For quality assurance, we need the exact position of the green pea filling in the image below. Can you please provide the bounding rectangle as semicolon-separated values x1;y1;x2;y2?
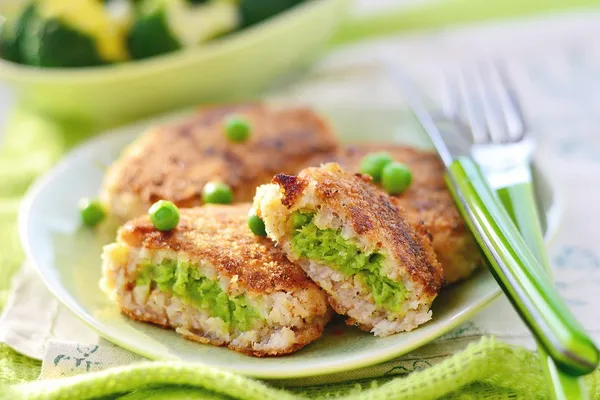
290;213;408;314
135;259;262;332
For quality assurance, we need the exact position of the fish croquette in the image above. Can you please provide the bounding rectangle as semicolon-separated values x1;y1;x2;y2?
308;145;482;284
101;204;332;356
252;163;443;336
101;103;338;221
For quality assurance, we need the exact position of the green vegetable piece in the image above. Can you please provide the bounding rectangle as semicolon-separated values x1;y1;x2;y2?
21;15;107;67
128;0;238;60
148;200;180;231
358;152;393;182
291;211;311;229
0;3;36;63
248;214;267;236
127;7;180;59
136;259;262;332
79;198;107;227
239;0;307;28
224;115;251;143
202;181;233;204
381;162;412;195
291;219;407;313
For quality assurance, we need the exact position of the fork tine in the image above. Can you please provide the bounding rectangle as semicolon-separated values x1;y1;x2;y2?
475;63;512;144
444;62;527;145
441;70;461;121
455;68;489;144
489;62;527;141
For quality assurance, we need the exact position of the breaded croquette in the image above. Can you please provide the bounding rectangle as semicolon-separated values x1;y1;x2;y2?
252;163;443;336
101;204;332;356
101;103;338;221
308;144;482;284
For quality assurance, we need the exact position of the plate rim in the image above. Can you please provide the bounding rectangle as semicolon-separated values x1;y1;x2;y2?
18;105;562;379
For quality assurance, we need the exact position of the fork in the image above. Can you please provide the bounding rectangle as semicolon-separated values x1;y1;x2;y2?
442;63;591;399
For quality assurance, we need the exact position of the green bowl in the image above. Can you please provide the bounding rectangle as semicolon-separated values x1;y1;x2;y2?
0;0;350;127
2;0;575;129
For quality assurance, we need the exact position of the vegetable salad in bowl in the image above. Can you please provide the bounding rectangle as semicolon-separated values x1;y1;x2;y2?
0;0;309;68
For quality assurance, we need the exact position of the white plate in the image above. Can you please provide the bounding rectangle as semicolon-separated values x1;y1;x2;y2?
19;105;561;379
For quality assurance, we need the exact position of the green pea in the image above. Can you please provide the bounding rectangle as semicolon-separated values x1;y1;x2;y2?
359;152;393;182
291;211;311;228
148;200;180;231
202;181;233;204
224;115;251;143
79;198;106;227
248;214;267;236
381;162;412;195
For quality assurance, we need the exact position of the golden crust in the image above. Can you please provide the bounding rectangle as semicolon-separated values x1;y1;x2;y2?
102;103;338;219
117;204;319;294
307;144;482;284
273;163;444;296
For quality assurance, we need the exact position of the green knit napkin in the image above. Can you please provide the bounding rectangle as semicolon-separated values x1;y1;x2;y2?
0;109;95;388
2;338;599;399
0;108;598;399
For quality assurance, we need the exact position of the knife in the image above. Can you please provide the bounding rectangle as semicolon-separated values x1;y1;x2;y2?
385;64;599;377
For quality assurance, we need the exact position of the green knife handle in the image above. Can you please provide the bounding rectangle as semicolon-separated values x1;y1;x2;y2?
446;157;599;376
498;183;589;399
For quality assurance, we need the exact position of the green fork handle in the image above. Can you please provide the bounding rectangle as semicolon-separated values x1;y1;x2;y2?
498;183;589;399
445;156;599;376
497;183;549;268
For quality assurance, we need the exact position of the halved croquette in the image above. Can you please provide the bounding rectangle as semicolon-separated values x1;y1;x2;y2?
101;204;332;356
308;144;482;284
252;163;443;336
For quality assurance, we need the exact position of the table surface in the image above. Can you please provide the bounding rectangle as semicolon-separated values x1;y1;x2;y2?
0;2;599;382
